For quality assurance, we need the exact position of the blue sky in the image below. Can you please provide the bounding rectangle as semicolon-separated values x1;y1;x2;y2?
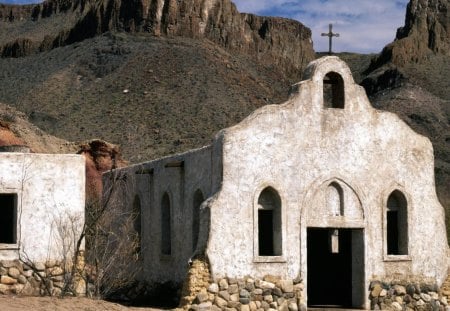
1;0;409;53
233;0;410;53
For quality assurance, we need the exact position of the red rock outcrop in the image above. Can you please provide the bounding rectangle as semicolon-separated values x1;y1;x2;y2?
78;139;127;204
0;121;27;147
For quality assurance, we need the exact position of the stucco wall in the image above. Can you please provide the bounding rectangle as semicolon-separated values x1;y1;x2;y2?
0;153;85;262
204;57;448;308
105;145;217;285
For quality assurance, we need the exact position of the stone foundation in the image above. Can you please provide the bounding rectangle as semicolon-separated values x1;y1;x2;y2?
178;256;305;311
369;280;448;310
181;275;305;311
0;259;85;296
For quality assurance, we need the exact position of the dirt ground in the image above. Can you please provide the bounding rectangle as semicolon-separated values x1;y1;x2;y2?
0;296;164;311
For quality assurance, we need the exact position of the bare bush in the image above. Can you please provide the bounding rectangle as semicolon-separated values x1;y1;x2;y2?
14;155;139;299
84;170;141;298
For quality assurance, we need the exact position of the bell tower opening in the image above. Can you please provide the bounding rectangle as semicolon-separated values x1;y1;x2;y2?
323;71;345;109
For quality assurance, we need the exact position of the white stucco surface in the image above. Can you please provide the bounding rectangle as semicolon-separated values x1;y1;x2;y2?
203;56;448;307
0;153;85;262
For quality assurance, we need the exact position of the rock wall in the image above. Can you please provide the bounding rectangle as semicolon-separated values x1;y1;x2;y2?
366;0;450;72
180;276;305;311
166;258;450;311
0;258;85;296
369;280;448;311
395;0;450;57
178;258;305;311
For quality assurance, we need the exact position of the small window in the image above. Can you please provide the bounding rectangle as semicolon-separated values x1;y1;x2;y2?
327;182;344;216
132;195;141;256
192;190;204;251
257;187;282;256
0;194;17;244
161;193;171;255
323;72;345;109
386;190;408;255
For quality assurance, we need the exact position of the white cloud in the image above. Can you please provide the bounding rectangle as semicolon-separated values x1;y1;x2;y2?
233;0;409;53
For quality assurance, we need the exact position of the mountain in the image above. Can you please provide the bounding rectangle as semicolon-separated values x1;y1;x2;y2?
361;0;450;234
0;0;314;163
0;0;314;78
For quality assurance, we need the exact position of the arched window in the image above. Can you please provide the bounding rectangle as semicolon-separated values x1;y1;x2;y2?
161;192;171;255
386;190;408;255
133;195;141;255
192;190;204;251
323;72;345;109
257;187;282;256
327;182;344;216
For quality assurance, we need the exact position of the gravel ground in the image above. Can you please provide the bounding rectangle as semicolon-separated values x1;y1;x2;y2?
0;296;164;311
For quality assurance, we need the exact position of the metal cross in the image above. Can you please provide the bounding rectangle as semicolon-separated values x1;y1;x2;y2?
321;24;340;54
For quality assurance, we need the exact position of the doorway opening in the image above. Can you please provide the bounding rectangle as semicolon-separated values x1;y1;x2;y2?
307;228;364;308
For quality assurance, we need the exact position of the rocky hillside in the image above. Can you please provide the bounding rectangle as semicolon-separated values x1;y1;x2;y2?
0;32;298;163
0;0;314;78
0;102;74;153
366;0;449;72
0;0;315;164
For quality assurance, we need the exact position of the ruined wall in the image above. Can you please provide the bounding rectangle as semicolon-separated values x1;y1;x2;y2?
0;153;85;262
203;56;448;309
104;145;218;287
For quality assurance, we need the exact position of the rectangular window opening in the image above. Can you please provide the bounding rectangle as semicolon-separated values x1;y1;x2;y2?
0;194;17;244
387;210;399;255
323;72;345;109
258;210;274;256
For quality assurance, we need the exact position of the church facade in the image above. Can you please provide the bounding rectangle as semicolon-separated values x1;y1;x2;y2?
105;56;449;310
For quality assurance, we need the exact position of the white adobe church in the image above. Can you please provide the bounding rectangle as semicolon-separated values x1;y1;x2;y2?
105;56;449;310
